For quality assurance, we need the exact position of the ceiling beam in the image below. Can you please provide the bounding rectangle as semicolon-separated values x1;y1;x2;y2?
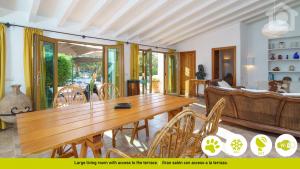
113;0;168;37
149;0;239;44
28;0;41;22
164;0;292;46
56;0;80;27
244;0;300;24
79;0;110;31
142;0;218;40
159;0;264;45
97;0;140;35
126;0;195;40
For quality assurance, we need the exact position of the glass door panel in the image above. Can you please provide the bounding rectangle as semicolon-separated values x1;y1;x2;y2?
104;45;123;96
57;41;103;91
145;49;152;94
33;35;58;110
165;52;180;95
139;49;152;94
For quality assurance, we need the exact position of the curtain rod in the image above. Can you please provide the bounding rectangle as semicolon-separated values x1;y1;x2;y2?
2;22;172;50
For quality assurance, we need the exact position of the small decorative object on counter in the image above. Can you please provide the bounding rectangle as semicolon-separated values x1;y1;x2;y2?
269;73;275;81
0;85;32;124
270;73;275;81
293;52;299;59
195;64;206;80
278;54;283;60
279;42;285;48
273;67;280;71
289;65;295;71
270;53;276;60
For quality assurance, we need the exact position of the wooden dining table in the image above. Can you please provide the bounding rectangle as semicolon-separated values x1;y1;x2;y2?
16;93;196;156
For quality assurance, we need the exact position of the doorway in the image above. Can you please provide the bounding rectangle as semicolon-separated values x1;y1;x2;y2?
164;52;180;95
179;51;196;96
138;50;165;94
212;46;236;86
33;35;124;110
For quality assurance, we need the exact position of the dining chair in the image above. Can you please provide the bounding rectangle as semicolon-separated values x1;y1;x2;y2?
105;98;226;158
97;83;149;148
98;83;120;100
184;97;226;157
106;109;197;158
51;85;87;158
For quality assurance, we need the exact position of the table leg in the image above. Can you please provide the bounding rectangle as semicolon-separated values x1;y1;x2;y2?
80;141;87;158
196;84;199;97
168;107;183;121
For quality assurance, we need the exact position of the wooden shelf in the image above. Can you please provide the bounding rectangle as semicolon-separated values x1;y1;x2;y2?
268;59;300;61
268;47;300;51
269;71;300;73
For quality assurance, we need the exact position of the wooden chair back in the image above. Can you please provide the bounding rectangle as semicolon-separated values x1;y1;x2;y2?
98;83;120;100
53;85;86;108
199;97;225;136
188;98;225;157
146;110;197;158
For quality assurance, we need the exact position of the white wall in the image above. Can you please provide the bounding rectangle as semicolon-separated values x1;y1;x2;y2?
173;23;242;85
3;26;167;95
245;5;300;90
173;5;300;91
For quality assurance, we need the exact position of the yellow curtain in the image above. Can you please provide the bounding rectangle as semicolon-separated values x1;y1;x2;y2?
0;24;6;99
0;24;6;129
116;41;124;96
130;43;139;80
23;28;43;98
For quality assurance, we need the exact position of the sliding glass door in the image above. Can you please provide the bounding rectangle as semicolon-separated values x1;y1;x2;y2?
165;52;180;95
33;38;124;110
104;45;124;96
139;49;152;94
33;35;58;110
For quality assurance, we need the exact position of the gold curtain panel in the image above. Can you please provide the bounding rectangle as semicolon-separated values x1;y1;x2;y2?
23;27;43;98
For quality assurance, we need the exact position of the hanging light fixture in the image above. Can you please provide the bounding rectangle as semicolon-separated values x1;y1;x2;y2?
262;0;289;38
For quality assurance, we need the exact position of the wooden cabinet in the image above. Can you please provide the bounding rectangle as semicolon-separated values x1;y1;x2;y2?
127;80;140;96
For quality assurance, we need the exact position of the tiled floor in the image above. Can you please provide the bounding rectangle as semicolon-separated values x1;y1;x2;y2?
1;101;300;158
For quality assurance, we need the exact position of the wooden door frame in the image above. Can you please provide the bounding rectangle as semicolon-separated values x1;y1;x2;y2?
103;44;124;96
33;34;58;110
179;51;196;96
140;49;153;94
211;46;236;86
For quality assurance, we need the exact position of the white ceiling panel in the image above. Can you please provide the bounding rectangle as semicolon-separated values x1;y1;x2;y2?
0;0;299;46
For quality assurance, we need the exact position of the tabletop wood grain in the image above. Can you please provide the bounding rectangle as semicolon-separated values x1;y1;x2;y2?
16;94;196;155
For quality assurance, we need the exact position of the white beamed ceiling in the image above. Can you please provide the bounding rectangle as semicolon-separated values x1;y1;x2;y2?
0;0;299;47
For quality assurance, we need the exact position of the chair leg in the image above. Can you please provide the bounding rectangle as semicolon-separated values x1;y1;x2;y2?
92;148;100;158
58;147;63;156
130;122;139;144
71;143;78;158
144;119;149;137
51;148;57;158
112;129;119;148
